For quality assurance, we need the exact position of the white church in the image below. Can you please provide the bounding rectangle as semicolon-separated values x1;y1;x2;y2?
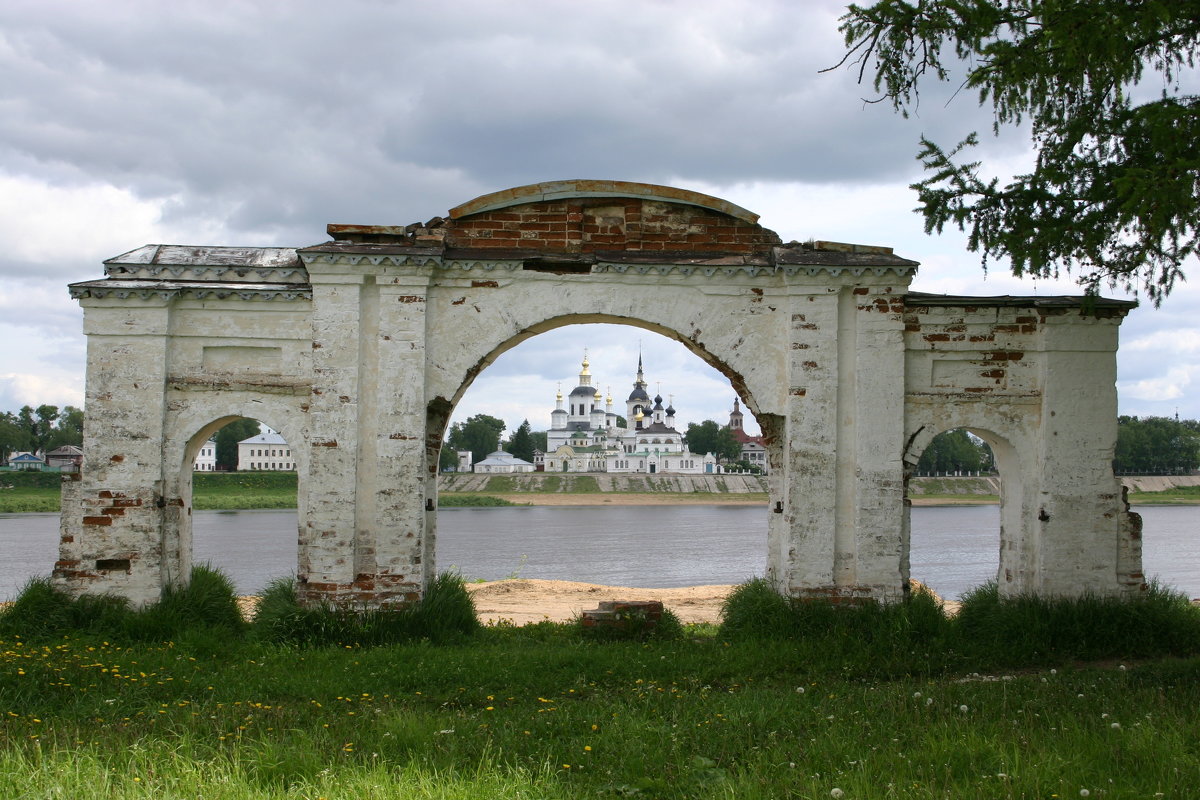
542;353;718;474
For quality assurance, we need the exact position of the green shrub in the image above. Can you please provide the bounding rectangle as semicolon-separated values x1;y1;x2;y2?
718;577;797;640
438;494;518;507
954;579;1200;664
0;566;245;642
0;471;64;489
250;571;479;647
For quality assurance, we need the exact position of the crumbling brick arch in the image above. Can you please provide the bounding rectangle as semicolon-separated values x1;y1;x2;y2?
163;404;309;594
420;312;784;582
427;312;779;437
58;180;1140;608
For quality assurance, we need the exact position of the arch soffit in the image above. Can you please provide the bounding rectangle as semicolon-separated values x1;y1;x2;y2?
168;400;308;474
425;312;775;435
904;415;1026;474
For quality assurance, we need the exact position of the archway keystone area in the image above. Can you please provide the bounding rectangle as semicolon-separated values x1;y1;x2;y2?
57;180;1141;608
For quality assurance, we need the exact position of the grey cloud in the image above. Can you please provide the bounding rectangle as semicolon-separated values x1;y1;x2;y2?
0;0;1023;248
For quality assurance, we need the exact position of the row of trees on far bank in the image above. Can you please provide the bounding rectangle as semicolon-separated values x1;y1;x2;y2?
9;405;1197;477
1115;416;1200;475
915;429;994;475
0;405;84;463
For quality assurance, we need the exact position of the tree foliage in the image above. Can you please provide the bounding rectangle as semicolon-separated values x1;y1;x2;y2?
507;419;536;463
215;418;261;471
684;420;742;462
0;405;85;461
1115;415;1200;474
916;428;994;474
833;1;1200;303
438;443;459;471
447;414;506;466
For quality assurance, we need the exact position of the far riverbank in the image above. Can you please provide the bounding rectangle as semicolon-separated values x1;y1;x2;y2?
2;471;1197;512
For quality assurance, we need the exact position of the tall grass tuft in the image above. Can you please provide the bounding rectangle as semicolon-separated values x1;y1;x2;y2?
719;577;797;640
718;578;956;677
250;571;479;647
125;564;246;642
410;571;481;641
0;566;244;643
954;579;1200;665
0;577;128;636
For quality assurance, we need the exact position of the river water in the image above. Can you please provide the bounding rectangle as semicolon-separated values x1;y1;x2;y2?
2;505;1197;602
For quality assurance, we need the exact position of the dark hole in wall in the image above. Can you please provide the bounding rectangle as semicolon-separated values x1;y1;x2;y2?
522;260;592;275
96;558;131;571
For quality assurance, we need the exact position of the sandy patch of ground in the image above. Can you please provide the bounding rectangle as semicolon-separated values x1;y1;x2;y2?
466;578;734;625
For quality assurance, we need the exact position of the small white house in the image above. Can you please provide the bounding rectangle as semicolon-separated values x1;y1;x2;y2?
237;429;295;471
473;449;535;473
193;439;217;471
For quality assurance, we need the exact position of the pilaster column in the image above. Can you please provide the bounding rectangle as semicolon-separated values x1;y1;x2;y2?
55;298;172;607
300;268;365;602
1032;312;1136;596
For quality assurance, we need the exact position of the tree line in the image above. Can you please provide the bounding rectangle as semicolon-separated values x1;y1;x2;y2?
1115;416;1200;475
9;406;1196;477
0;405;84;463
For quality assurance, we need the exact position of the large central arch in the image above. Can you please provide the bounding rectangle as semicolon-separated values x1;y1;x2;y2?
57;180;1141;608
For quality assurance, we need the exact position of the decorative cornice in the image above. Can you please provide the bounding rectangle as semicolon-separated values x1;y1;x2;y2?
779;264;919;279
69;280;312;302
298;252;442;269
104;264;310;283
592;262;774;278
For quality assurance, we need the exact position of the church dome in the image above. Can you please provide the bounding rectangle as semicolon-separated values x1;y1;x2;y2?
627;385;650;402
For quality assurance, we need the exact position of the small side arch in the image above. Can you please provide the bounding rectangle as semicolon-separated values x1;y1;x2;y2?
903;414;1034;599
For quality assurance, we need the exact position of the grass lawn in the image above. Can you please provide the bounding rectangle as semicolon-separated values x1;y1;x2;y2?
2;574;1199;799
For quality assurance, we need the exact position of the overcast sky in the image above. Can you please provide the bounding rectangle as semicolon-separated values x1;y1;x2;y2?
1;0;1196;442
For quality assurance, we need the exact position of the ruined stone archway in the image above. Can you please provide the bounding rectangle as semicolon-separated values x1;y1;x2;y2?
57;180;1141;608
